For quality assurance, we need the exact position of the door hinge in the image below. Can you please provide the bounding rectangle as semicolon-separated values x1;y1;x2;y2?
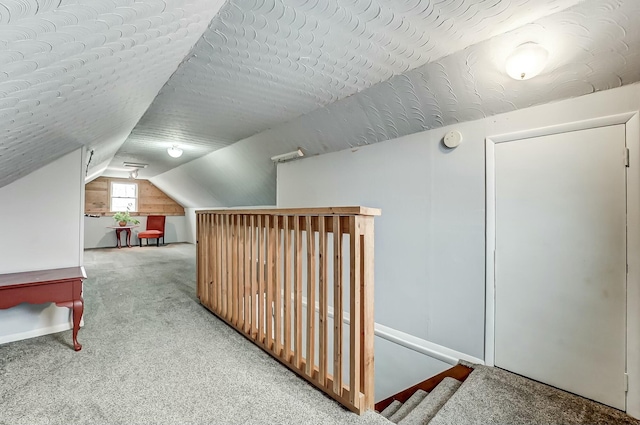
625;373;629;392
625;148;630;167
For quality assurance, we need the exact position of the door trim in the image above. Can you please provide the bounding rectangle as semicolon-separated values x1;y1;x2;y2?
485;111;640;415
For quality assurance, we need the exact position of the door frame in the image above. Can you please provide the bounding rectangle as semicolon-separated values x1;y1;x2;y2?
485;111;640;413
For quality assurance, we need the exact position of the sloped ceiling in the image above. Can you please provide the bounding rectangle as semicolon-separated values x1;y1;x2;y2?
2;0;639;204
0;0;226;188
151;0;640;207
113;0;586;178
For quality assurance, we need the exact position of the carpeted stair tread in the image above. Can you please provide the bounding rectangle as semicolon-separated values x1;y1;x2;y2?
389;389;429;423
428;365;640;425
398;377;462;425
380;400;403;419
457;360;478;369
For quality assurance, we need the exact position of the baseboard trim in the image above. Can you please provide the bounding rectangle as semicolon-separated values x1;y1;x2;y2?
300;296;484;367
0;322;74;345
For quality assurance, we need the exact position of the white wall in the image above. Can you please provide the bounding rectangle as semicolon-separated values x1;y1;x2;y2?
277;82;640;410
0;149;84;344
84;215;189;249
279;121;486;358
184;208;199;244
150;169;223;208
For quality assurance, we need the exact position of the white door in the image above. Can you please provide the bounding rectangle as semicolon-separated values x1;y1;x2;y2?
494;124;627;410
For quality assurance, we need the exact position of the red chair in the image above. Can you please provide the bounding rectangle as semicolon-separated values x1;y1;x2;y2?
138;215;165;247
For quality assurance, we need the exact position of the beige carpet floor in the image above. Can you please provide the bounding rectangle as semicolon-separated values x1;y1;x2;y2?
0;243;390;425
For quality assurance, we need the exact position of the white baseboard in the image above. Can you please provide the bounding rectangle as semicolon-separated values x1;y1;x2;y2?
0;317;84;346
300;296;484;367
0;322;73;345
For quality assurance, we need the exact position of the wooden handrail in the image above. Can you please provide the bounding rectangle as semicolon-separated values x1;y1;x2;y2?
196;207;379;414
196;206;381;217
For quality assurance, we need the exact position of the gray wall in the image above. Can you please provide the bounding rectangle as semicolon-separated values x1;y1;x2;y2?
277;83;640;407
277;120;486;358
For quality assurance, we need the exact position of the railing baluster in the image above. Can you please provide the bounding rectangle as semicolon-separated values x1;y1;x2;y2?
274;216;282;356
203;214;207;303
237;214;242;326
306;215;316;378
228;215;234;322
231;215;238;326
244;215;250;334
333;215;343;396
217;214;223;316
294;216;302;369
199;214;205;303
284;216;292;362
232;215;236;325
258;215;265;344
197;214;203;301
204;214;209;305
221;214;228;318
213;214;218;310
266;214;273;350
318;216;328;387
210;214;217;309
251;215;257;338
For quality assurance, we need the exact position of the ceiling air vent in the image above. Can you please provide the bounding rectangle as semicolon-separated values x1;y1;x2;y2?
123;162;148;168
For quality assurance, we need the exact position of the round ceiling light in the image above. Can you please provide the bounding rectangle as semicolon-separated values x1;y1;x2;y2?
167;145;183;158
505;42;549;80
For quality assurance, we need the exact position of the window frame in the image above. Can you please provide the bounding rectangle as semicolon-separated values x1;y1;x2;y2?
110;181;138;212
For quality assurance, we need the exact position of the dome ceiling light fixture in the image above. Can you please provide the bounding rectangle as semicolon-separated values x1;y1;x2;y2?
167;145;183;158
505;42;549;80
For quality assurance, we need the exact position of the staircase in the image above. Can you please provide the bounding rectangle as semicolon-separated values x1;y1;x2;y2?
376;364;640;425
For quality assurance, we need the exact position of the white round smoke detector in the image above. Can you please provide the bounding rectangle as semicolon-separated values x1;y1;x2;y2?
443;130;463;148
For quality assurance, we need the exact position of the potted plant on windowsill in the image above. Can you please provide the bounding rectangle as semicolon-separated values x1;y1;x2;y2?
113;211;140;227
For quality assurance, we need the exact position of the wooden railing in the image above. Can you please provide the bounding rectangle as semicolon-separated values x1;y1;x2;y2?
196;207;380;414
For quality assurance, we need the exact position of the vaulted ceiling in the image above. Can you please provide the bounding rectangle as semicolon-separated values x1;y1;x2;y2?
2;0;640;205
1;0;226;187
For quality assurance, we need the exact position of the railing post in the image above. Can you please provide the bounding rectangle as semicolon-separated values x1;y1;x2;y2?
349;215;362;409
361;216;375;410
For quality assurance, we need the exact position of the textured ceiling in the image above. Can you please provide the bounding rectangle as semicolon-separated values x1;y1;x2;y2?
113;0;585;178
0;0;226;188
3;0;638;197
151;0;640;207
274;0;640;151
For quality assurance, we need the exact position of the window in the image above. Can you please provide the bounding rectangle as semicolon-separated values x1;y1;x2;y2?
111;182;137;212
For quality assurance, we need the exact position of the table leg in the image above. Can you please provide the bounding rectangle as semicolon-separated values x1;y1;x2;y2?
126;228;132;248
115;229;122;248
72;298;83;351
